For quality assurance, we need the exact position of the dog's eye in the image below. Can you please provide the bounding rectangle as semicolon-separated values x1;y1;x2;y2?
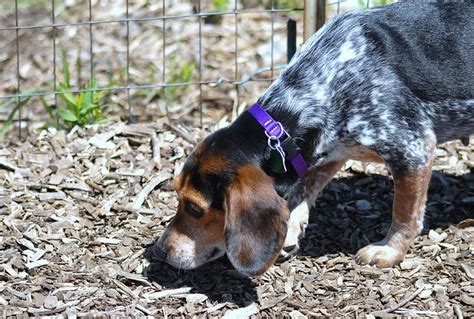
185;202;204;218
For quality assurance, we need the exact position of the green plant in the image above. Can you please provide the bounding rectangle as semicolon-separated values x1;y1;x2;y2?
0;93;37;139
0;0;63;19
56;48;107;128
164;36;197;103
165;60;197;103
240;0;302;10
0;0;50;10
358;0;396;9
204;0;230;23
0;49;108;139
274;0;301;9
213;0;230;11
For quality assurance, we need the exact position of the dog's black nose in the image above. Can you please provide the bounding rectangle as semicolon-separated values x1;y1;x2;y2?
152;243;168;261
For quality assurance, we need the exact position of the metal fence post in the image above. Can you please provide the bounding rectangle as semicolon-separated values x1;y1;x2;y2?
287;19;297;62
304;0;326;41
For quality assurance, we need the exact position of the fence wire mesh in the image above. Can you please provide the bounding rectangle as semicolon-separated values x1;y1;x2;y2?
0;0;396;139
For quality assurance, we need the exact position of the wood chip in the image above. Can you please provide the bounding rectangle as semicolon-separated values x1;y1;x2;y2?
460;264;474;279
62;182;92;192
25;259;49;269
96;237;121;245
222;303;259;319
151;133;162;166
143;287;192;300
132;173;170;210
372;285;426;315
38;192;66;201
89;123;125;149
116;167;145;176
0;159;20;172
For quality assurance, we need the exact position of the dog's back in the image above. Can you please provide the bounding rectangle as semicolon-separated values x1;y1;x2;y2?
363;1;473;102
361;1;474;142
260;1;473;148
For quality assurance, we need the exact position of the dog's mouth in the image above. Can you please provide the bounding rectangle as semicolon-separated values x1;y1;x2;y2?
147;242;225;270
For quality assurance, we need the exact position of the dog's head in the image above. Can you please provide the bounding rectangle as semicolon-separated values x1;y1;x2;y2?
153;127;289;276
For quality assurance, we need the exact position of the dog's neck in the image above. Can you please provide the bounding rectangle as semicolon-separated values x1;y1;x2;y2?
257;94;332;164
226;101;323;196
255;74;340;165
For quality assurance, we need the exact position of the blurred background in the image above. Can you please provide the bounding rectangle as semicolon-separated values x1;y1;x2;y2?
0;0;397;139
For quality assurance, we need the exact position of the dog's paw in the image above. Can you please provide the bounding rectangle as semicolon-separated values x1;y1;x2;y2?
281;201;310;258
280;244;299;259
280;222;303;258
356;243;404;268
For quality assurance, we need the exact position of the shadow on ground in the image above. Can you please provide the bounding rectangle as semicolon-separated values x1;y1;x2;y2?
299;169;473;257
143;247;257;307
143;169;473;305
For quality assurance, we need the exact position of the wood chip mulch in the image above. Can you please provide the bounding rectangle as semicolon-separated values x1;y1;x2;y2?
0;122;472;318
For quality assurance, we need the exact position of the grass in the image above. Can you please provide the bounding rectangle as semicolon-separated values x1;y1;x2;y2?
0;48;109;139
165;60;197;104
358;0;397;8
0;92;38;139
55;49;108;129
213;0;230;11
131;34;197;106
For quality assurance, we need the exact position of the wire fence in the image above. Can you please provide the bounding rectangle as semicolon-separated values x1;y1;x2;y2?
0;0;395;139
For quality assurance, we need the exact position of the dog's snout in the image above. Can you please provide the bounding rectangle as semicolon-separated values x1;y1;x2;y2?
152;242;168;261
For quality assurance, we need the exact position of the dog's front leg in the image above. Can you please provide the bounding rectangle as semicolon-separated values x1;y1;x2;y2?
356;144;435;268
282;160;346;257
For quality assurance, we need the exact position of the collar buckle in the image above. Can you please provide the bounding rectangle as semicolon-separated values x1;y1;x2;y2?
247;103;308;177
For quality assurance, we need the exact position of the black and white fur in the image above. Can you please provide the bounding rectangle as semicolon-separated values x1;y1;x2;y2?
153;1;473;274
262;1;472;177
275;0;473;258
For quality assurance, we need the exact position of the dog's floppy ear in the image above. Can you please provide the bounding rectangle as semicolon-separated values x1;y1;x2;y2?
225;165;289;276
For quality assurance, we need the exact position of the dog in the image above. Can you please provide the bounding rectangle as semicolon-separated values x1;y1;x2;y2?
151;1;473;276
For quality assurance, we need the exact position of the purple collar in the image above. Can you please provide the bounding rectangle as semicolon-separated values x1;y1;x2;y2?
247;103;308;177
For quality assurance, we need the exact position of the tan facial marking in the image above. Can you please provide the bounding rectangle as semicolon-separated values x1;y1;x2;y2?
171;204;225;243
179;175;210;210
199;154;229;173
159;193;226;269
174;174;185;191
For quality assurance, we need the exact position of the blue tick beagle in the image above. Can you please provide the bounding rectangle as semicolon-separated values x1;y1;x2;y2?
151;1;473;276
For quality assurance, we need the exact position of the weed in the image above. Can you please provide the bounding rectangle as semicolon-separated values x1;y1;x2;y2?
0;92;37;139
213;0;230;11
274;0;302;9
204;0;230;24
56;49;108;128
165;59;197;104
161;34;197;104
0;0;50;10
0;48;108;139
240;0;302;10
358;0;397;8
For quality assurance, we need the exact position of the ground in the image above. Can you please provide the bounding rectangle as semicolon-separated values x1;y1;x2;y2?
0;0;473;317
0;122;472;317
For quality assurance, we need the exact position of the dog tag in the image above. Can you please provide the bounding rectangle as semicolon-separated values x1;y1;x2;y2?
270;149;286;174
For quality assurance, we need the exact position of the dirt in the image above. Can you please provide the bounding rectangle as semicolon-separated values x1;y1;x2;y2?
0;121;472;317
